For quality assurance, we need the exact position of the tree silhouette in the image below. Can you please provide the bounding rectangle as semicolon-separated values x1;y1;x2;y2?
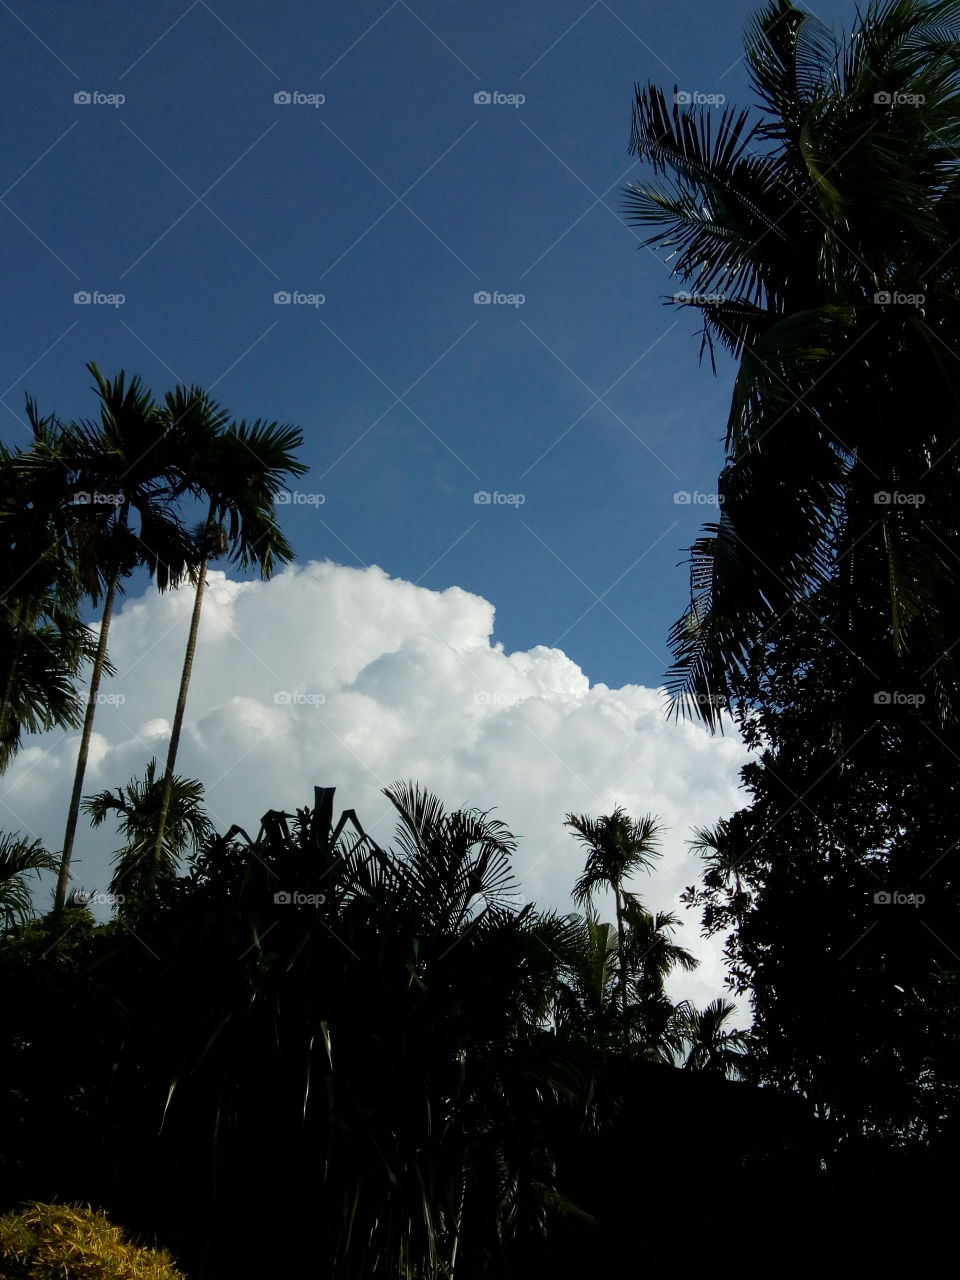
0;833;58;932
82;759;214;910
567;808;665;1035
51;365;195;909
148;386;305;884
624;0;960;727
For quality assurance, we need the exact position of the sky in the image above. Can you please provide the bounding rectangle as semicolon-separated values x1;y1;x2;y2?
0;0;857;1011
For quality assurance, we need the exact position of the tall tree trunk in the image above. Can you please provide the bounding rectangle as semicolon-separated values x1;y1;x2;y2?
55;571;119;911
614;883;628;1042
148;554;208;887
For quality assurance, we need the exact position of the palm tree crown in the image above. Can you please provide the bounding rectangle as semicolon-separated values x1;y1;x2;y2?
82;758;214;908
568;808;664;909
567;807;666;1035
0;404;101;771
625;0;960;727
678;997;754;1078
0;833;58;931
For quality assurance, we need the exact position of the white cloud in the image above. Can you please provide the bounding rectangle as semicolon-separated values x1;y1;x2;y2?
1;560;750;1016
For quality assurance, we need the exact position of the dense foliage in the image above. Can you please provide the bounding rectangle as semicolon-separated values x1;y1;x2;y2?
0;785;769;1277
625;0;960;727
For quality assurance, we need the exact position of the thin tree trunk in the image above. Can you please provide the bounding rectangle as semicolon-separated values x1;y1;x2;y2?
55;570;119;911
614;884;628;1043
148;553;208;887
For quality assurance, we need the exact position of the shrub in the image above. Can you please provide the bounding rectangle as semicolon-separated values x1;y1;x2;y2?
0;1202;185;1279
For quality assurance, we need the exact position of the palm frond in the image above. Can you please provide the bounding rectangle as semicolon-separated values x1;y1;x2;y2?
0;832;57;929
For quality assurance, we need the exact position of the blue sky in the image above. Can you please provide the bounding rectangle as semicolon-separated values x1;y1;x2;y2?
1;0;855;690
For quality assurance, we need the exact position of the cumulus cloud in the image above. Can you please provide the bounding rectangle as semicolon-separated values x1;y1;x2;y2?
1;560;750;1013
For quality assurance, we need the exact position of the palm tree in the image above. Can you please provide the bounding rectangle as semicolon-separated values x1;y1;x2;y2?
0;405;99;771
379;779;524;933
82;758;214;910
147;385;306;888
620;905;698;1064
0;833;58;931
628;989;693;1066
567;807;665;1030
689;819;740;887
550;904;622;1049
49;364;196;911
548;900;702;1064
147;782;596;1276
688;819;755;924
0;602;103;772
624;0;960;727
677;997;753;1078
621;900;698;996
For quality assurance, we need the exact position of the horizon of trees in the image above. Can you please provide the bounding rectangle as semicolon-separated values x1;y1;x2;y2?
0;782;763;1277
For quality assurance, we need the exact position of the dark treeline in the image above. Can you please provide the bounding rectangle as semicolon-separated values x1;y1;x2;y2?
0;785;759;1277
0;782;953;1275
3;0;960;1274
